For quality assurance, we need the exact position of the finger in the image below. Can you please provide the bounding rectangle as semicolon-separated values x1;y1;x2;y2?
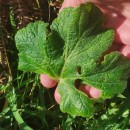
40;74;57;88
60;0;87;12
120;45;130;58
116;20;130;45
79;85;101;98
94;1;130;45
54;87;61;104
89;87;101;98
79;84;91;97
60;0;103;12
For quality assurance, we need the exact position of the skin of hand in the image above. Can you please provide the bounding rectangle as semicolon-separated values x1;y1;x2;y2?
40;0;130;104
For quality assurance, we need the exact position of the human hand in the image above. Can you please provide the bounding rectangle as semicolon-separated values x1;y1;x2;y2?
40;0;130;104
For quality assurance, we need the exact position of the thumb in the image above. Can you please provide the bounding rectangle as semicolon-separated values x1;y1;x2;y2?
60;0;88;12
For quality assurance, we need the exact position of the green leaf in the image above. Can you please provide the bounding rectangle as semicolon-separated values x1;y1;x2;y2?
15;3;130;117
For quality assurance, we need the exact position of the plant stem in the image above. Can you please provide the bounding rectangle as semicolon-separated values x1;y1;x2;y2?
6;76;33;130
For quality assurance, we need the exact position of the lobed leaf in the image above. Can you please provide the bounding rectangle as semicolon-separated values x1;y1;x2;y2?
15;3;130;117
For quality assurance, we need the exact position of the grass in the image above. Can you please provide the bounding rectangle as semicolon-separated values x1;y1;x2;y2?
1;74;130;130
0;0;130;130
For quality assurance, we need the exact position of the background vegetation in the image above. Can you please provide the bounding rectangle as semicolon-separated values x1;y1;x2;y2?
0;0;130;129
